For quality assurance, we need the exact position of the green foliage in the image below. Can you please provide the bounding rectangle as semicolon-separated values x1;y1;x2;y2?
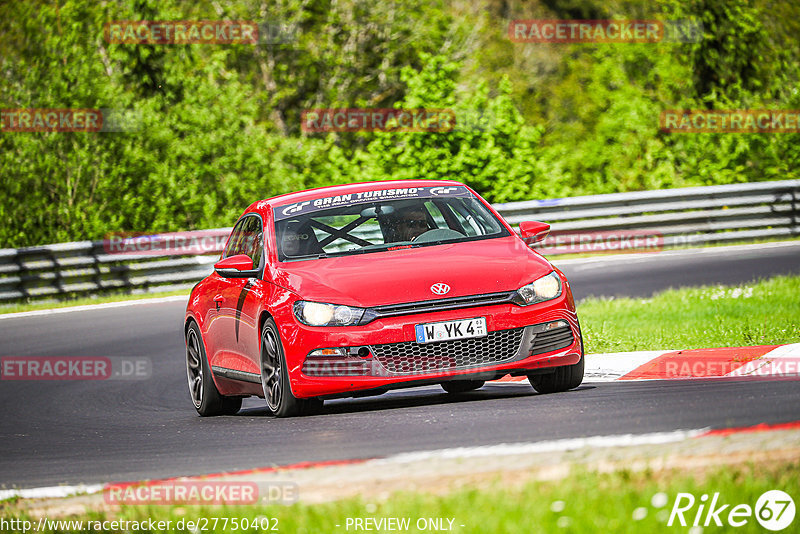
1;0;799;247
360;54;546;202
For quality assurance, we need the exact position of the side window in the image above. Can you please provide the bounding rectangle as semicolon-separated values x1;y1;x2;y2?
242;216;264;267
224;219;247;258
224;216;264;268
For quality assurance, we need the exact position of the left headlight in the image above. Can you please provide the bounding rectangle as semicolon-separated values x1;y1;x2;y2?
513;271;562;305
293;301;366;327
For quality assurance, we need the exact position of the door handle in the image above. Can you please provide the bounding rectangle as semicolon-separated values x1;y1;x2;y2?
213;295;224;311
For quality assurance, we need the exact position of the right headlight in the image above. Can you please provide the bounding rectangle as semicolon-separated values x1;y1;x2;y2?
512;271;562;305
293;301;367;327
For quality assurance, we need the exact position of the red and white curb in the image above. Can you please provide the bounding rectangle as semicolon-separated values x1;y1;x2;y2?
493;343;800;383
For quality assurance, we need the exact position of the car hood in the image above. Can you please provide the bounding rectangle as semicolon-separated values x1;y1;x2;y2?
271;236;554;307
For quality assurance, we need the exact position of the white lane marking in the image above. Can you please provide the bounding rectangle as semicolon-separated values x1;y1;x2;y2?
583;351;672;380
371;428;708;464
0;484;103;500
726;343;800;377
489;350;670;384
0;295;189;320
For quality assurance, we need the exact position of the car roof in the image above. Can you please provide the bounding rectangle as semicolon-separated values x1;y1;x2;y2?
243;179;466;217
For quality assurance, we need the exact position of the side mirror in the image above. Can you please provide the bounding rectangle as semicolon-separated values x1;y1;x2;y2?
214;254;260;278
518;221;551;244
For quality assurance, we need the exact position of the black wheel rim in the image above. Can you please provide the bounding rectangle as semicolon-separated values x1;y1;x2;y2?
186;329;203;408
261;327;282;412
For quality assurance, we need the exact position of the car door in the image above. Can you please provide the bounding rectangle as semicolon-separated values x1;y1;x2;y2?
208;216;264;376
230;215;265;375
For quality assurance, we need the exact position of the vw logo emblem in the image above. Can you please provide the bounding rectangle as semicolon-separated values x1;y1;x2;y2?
430;283;450;295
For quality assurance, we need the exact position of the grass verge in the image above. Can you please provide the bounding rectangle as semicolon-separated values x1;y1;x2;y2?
1;460;797;533
579;275;800;353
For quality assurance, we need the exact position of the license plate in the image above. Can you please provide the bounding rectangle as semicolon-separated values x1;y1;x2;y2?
414;317;487;344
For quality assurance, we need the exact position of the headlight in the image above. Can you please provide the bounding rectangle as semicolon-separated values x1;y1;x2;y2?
513;271;562;305
293;301;366;327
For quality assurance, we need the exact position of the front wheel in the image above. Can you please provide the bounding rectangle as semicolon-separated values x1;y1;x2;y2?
186;322;242;416
528;355;584;394
260;319;321;417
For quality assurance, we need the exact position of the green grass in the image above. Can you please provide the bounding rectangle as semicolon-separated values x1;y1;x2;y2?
2;461;797;533
579;275;800;353
0;289;190;315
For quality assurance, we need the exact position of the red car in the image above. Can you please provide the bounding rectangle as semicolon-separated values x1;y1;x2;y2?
185;180;583;417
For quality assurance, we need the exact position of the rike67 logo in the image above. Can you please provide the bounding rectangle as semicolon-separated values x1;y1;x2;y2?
668;490;795;531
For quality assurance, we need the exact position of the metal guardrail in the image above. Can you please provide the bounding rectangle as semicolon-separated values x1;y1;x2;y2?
496;179;800;249
0;231;231;302
0;180;797;302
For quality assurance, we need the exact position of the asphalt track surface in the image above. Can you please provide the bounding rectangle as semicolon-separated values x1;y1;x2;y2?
1;243;799;489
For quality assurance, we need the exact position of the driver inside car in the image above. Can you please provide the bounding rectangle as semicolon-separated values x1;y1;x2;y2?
391;205;431;241
279;220;321;257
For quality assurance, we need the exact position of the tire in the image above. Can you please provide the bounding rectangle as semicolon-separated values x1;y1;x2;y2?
528;355;584;394
441;380;485;394
186;322;242;416
260;319;321;417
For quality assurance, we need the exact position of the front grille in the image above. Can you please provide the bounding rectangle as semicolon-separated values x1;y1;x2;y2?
370;327;525;375
368;291;516;321
529;325;574;355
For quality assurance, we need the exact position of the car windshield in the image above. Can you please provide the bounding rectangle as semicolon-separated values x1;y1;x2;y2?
273;185;509;261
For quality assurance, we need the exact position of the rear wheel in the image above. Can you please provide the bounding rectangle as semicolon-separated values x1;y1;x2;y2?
441;380;485;394
186;322;242;416
528;355;584;394
260;319;322;417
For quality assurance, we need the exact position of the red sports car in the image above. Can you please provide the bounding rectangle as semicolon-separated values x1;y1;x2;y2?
185;180;583;417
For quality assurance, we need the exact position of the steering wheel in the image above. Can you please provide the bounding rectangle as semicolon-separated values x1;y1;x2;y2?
411;228;465;243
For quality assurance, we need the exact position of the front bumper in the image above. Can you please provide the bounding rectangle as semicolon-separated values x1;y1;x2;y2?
285;294;582;398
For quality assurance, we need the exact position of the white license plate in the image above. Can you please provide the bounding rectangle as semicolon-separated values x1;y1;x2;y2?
414;317;487;344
